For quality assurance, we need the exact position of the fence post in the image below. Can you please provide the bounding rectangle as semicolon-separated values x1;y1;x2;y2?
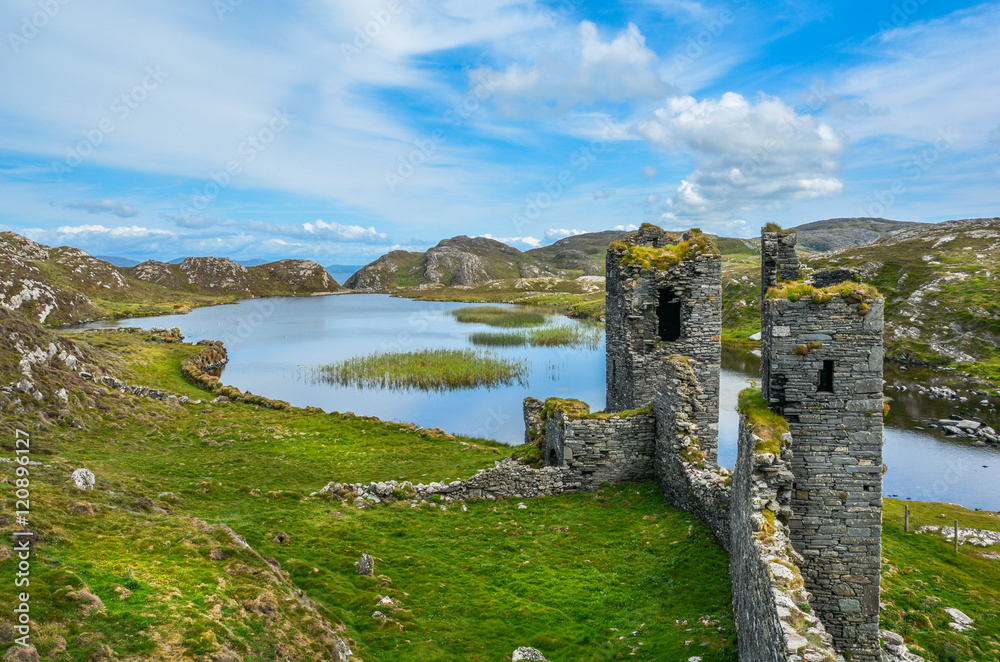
955;519;959;554
904;505;910;533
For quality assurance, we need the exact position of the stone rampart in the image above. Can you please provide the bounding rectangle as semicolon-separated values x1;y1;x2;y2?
762;293;884;661
729;411;839;662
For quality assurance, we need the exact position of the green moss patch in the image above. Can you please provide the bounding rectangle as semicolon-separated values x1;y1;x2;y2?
737;388;789;455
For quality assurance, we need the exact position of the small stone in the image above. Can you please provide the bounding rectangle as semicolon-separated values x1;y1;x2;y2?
511;647;547;661
945;607;973;631
2;645;40;662
356;552;375;576
372;610;387;620
71;468;95;490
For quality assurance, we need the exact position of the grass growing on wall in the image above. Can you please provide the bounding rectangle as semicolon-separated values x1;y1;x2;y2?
736;387;789;454
316;348;529;390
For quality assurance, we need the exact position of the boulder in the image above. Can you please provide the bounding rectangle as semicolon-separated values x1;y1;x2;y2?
512;647;547;661
71;468;95;490
356;553;375;576
2;645;39;662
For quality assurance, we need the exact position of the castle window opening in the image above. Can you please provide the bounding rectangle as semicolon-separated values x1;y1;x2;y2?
818;360;835;392
656;288;681;342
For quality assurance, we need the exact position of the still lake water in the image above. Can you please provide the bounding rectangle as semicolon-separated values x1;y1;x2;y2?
81;294;1000;511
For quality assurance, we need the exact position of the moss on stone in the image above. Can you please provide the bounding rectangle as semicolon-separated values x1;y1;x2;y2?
612;229;720;271
542;398;653;421
737;387;789;455
763;222;796;234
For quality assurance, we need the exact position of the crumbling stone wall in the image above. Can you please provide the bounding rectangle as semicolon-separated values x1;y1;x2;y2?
729;414;839;662
760;229;800;295
540;399;656;491
605;225;721;462
651;355;731;548
761;295;884;661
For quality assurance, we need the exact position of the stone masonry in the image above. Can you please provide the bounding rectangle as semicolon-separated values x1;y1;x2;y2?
760;228;800;293
605;225;722;462
761;293;884;661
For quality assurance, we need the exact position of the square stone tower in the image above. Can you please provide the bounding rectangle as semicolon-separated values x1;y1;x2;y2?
761;287;884;662
605;224;722;461
760;226;801;295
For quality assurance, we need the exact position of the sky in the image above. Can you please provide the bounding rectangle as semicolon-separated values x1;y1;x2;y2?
0;0;997;264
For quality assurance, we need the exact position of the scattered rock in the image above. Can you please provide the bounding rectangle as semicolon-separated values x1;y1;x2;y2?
512;647;547;661
210;548;228;561
113;586;131;600
271;531;291;545
945;607;973;631
356;553;375;576
68;586;106;618
66;501;99;516
2;645;39;662
71;468;95;490
371;610;387;620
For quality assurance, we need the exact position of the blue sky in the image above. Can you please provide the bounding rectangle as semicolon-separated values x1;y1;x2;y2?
1;0;997;263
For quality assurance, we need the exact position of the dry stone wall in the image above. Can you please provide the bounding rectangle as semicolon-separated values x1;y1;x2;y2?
761;230;801;293
729;414;839;662
762;295;884;661
651;356;731;548
540;400;656;491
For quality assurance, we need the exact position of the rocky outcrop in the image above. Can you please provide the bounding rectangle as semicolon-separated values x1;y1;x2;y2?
344;250;421;290
252;259;340;291
131;260;185;289
179;257;253;291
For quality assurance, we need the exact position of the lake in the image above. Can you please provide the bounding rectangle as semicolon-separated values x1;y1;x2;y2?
80;294;1000;511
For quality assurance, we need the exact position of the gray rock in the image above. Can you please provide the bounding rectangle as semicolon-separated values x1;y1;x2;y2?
356;552;375;576
71;468;95;490
511;647;547;661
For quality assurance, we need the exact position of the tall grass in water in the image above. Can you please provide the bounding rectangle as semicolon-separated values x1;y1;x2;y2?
469;324;603;349
452;305;546;328
316;348;527;391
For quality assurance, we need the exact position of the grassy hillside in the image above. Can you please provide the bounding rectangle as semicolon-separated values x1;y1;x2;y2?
0;231;342;325
1;329;739;661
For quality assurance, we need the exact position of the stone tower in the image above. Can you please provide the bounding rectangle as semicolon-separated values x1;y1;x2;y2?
760;226;800;294
761;287;885;661
605;224;721;462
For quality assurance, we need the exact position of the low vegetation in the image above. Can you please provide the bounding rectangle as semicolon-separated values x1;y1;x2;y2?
452;305;547;327
736;387;789;454
611;229;720;272
315;348;529;391
469;324;603;349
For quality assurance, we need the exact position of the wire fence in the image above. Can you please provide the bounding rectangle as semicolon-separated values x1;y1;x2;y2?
893;504;1000;556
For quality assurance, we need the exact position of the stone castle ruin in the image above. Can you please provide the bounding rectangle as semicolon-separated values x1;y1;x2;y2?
524;223;885;662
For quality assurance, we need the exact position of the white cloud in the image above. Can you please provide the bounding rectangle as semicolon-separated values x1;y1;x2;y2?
472;21;673;117
592;189;615;200
479;233;540;248
300;219;389;243
643;165;658;179
545;228;586;239
832;3;1000;148
66;199;138;218
50;224;175;238
637;92;844;221
614;224;639;231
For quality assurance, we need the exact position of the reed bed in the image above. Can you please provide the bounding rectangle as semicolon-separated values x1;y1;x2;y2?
469;324;602;349
316;348;527;391
451;305;546;327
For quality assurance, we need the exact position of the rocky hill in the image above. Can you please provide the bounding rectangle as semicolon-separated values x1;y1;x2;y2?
0;231;342;325
792;217;922;252
344;232;626;291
